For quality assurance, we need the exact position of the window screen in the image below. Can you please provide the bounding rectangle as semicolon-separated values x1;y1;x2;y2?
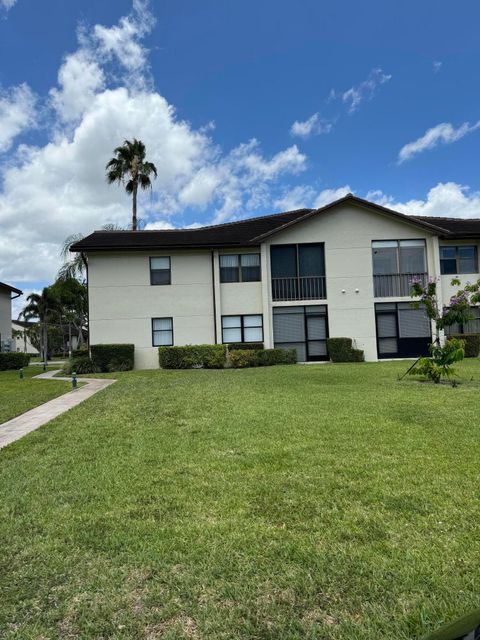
399;240;426;273
150;257;171;285
152;317;173;346
397;304;431;338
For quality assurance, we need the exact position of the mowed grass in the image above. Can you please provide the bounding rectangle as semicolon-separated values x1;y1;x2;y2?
1;361;480;639
0;366;71;424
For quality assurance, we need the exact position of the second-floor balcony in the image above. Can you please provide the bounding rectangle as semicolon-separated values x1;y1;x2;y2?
272;276;326;301
373;272;428;298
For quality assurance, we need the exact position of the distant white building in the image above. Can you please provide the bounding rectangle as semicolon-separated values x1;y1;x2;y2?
11;320;40;355
0;282;22;352
71;193;480;369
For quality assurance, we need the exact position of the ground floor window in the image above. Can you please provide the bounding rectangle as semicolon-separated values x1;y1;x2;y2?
375;302;431;358
152;317;173;346
444;306;480;335
273;305;328;362
221;315;263;343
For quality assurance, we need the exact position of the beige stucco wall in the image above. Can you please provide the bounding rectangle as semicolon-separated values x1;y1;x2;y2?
265;203;436;361
88;250;216;369
11;322;39;354
0;289;12;347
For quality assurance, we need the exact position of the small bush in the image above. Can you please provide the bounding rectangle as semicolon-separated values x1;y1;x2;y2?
90;344;134;372
227;342;264;351
63;356;100;375
229;349;258;368
448;334;480;358
71;347;88;358
0;352;31;370
327;338;365;363
256;348;297;366
158;344;227;369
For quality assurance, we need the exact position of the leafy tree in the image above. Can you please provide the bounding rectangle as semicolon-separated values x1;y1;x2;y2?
106;138;157;230
20;288;62;364
49;277;88;349
408;277;480;383
58;225;122;282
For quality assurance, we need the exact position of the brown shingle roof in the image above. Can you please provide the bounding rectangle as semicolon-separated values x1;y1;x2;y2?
70;194;480;252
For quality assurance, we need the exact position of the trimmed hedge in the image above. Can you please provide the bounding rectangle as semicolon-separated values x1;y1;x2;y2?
230;347;297;368
158;344;227;369
256;348;297;366
229;349;258;368
227;342;264;351
90;344;134;372
448;334;480;358
327;338;365;363
0;352;31;370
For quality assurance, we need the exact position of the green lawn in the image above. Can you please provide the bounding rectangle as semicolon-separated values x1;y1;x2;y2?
0;366;71;424
1;361;480;639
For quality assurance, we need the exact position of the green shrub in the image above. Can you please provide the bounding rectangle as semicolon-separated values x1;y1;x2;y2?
90;344;134;372
71;347;88;358
158;344;227;369
0;352;31;370
448;333;480;358
227;342;264;351
63;356;100;375
327;337;365;363
256;348;297;366
229;349;258;368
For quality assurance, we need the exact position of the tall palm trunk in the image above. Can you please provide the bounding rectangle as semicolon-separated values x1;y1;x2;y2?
132;181;138;231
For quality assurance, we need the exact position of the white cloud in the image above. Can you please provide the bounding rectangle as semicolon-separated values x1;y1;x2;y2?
93;0;155;76
313;186;351;208
0;84;36;152
398;121;480;163
433;61;442;74
143;220;175;230
367;182;480;219
1;0;17;10
342;68;391;114
0;1;308;284
290;113;333;138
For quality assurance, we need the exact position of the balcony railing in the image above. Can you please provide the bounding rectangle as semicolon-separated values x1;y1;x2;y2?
373;272;428;298
272;276;326;301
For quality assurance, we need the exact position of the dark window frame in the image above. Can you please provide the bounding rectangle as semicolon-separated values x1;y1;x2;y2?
219;253;261;283
440;245;478;275
272;304;329;362
371;239;427;275
150;256;171;286
221;314;264;344
375;302;431;359
270;242;326;278
151;317;174;347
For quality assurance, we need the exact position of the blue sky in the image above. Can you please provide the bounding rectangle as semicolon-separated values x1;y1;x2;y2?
1;0;480;310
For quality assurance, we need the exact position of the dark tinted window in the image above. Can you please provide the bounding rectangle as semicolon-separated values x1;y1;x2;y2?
271;245;297;278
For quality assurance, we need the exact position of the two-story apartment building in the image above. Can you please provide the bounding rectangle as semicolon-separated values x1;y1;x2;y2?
71;194;480;369
0;282;22;352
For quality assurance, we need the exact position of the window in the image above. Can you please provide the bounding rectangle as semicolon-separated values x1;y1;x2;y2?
375;302;431;358
152;317;173;346
221;315;263;343
150;257;171;285
445;306;480;335
219;254;261;283
273;305;328;362
270;244;326;301
440;245;478;275
372;240;426;275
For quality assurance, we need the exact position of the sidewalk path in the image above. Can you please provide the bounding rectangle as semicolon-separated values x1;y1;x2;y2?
0;371;115;449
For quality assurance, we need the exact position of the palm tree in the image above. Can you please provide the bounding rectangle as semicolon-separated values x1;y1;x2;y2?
105;139;157;230
58;225;123;282
20;289;62;366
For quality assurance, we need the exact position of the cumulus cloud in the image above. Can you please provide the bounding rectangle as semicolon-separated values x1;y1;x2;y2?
0;1;309;284
433;61;442;74
0;84;36;152
398;121;480;163
290;113;333;138
0;0;16;10
367;182;480;219
274;185;351;211
341;68;391;114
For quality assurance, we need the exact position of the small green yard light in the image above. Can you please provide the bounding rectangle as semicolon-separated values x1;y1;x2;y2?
19;368;24;380
72;371;77;390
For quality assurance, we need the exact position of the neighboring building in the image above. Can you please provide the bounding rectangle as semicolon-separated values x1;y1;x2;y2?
71;194;480;369
11;320;40;355
0;282;23;352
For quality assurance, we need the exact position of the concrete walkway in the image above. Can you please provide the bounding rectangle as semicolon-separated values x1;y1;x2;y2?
0;370;116;449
